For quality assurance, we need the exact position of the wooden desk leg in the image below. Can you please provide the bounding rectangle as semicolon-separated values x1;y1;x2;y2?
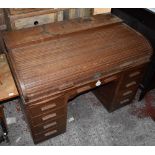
0;106;9;143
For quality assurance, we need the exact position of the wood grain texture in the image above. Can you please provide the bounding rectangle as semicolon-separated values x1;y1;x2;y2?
4;8;66;30
3;14;153;103
5;8;93;30
3;14;153;143
3;14;123;49
0;54;18;102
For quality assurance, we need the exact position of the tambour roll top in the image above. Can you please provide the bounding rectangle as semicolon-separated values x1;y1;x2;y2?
3;14;153;104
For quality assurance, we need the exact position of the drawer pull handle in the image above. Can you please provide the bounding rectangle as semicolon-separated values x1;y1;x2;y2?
123;90;133;96
41;103;56;111
129;71;140;78
43;122;57;129
120;98;130;104
42;113;56;121
44;130;57;137
126;81;137;88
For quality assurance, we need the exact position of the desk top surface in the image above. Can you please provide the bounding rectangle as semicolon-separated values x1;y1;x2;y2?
3;14;153;102
3;14;123;49
0;54;18;102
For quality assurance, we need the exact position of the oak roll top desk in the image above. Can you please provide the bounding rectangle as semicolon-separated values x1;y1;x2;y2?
2;14;153;144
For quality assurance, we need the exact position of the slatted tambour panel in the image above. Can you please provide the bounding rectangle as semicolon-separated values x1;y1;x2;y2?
4;15;152;103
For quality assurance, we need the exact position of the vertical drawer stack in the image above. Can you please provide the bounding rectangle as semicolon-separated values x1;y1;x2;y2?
24;95;67;144
116;64;147;108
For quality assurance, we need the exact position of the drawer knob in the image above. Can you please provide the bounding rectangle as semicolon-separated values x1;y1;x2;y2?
96;80;101;87
41;103;56;111
44;130;57;137
43;121;57;129
42;113;56;121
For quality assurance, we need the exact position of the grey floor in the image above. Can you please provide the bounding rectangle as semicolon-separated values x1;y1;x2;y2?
1;89;155;146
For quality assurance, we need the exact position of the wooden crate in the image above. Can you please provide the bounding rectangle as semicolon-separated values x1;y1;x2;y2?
4;8;65;30
5;8;94;30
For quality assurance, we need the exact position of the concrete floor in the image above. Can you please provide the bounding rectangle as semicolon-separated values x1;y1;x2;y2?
1;90;155;146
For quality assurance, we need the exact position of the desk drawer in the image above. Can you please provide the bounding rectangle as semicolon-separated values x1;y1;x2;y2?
33;125;66;144
122;64;146;82
30;106;67;126
31;115;66;134
121;75;142;90
76;75;118;93
117;88;137;106
13;13;56;29
28;96;66;118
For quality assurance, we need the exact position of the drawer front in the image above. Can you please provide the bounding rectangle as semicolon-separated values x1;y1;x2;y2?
118;94;134;105
123;64;146;82
67;74;118;100
31;115;66;134
13;13;56;29
33;125;66;144
28;96;66;118
117;82;139;105
120;75;142;90
76;75;118;94
117;89;136;106
29;106;67;126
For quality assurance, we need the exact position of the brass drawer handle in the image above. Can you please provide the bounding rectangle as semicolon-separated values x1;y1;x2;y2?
43;121;57;129
122;90;133;96
42;113;56;121
44;130;57;137
41;103;56;111
126;81;137;88
120;98;130;104
129;71;141;78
